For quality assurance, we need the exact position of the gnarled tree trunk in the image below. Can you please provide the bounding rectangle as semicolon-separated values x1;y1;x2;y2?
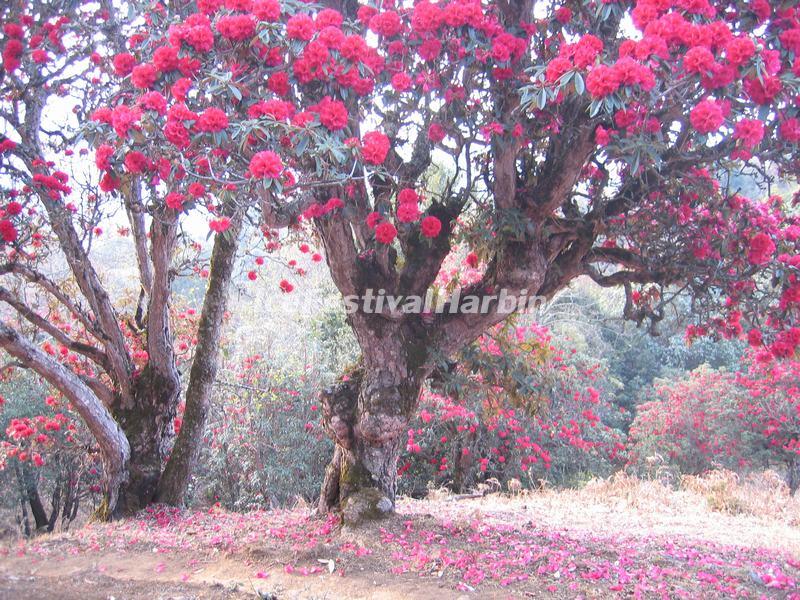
318;329;425;524
106;208;183;516
321;434;406;523
111;365;180;515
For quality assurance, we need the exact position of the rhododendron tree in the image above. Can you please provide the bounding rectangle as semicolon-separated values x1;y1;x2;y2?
0;0;246;517
298;0;797;520
736;353;800;492
628;367;755;478
630;353;800;492
5;0;800;523
400;323;626;493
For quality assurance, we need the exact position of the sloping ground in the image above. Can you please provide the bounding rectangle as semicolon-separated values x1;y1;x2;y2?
1;477;799;599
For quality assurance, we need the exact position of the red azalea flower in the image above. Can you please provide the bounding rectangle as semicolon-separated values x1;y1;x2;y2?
361;131;390;165
375;221;397;244
420;215;442;238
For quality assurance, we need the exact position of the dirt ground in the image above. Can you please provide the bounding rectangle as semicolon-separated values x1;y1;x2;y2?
2;478;799;599
0;552;462;600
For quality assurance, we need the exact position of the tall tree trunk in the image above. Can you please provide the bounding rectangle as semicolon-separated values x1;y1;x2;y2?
47;474;63;533
14;462;48;534
158;211;243;505
14;463;31;538
104;207;183;515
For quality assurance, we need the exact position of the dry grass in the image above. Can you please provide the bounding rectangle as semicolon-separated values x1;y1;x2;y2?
404;469;800;557
681;469;800;523
578;469;800;524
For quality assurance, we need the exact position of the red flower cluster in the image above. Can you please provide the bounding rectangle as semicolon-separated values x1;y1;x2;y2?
124;151;149;173
428;123;446;143
0;219;18;243
780;118;800;143
397;188;421;223
314;96;348;131
209;216;232;233
420;216;442;239
690;99;725;134
131;63;159;89
152;45;180;72
138;91;168;115
2;36;24;72
248;99;295;121
286;14;315;41
170;13;215;53
216;14;256;41
165;192;186;210
95;144;114;171
747;232;776;265
195;107;229;133
302;197;345;220
369;10;402;37
725;37;755;66
188;183;206;197
375;221;398;244
397;204;420;223
391;72;412;92
249;151;283;179
585;65;620;97
252;0;281;22
113;52;136;76
361;131;390;165
683;46;715;74
733;118;764;149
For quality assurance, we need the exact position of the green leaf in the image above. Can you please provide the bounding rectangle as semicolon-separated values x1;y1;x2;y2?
537;88;547;110
630;151;640;174
574;72;585;95
294;135;309;156
331;146;345;164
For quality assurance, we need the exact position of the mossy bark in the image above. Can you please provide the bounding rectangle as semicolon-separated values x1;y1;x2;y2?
321;439;401;525
318;356;422;525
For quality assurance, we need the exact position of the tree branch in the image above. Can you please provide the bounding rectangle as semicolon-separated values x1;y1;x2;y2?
0;263;100;338
0;286;110;371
